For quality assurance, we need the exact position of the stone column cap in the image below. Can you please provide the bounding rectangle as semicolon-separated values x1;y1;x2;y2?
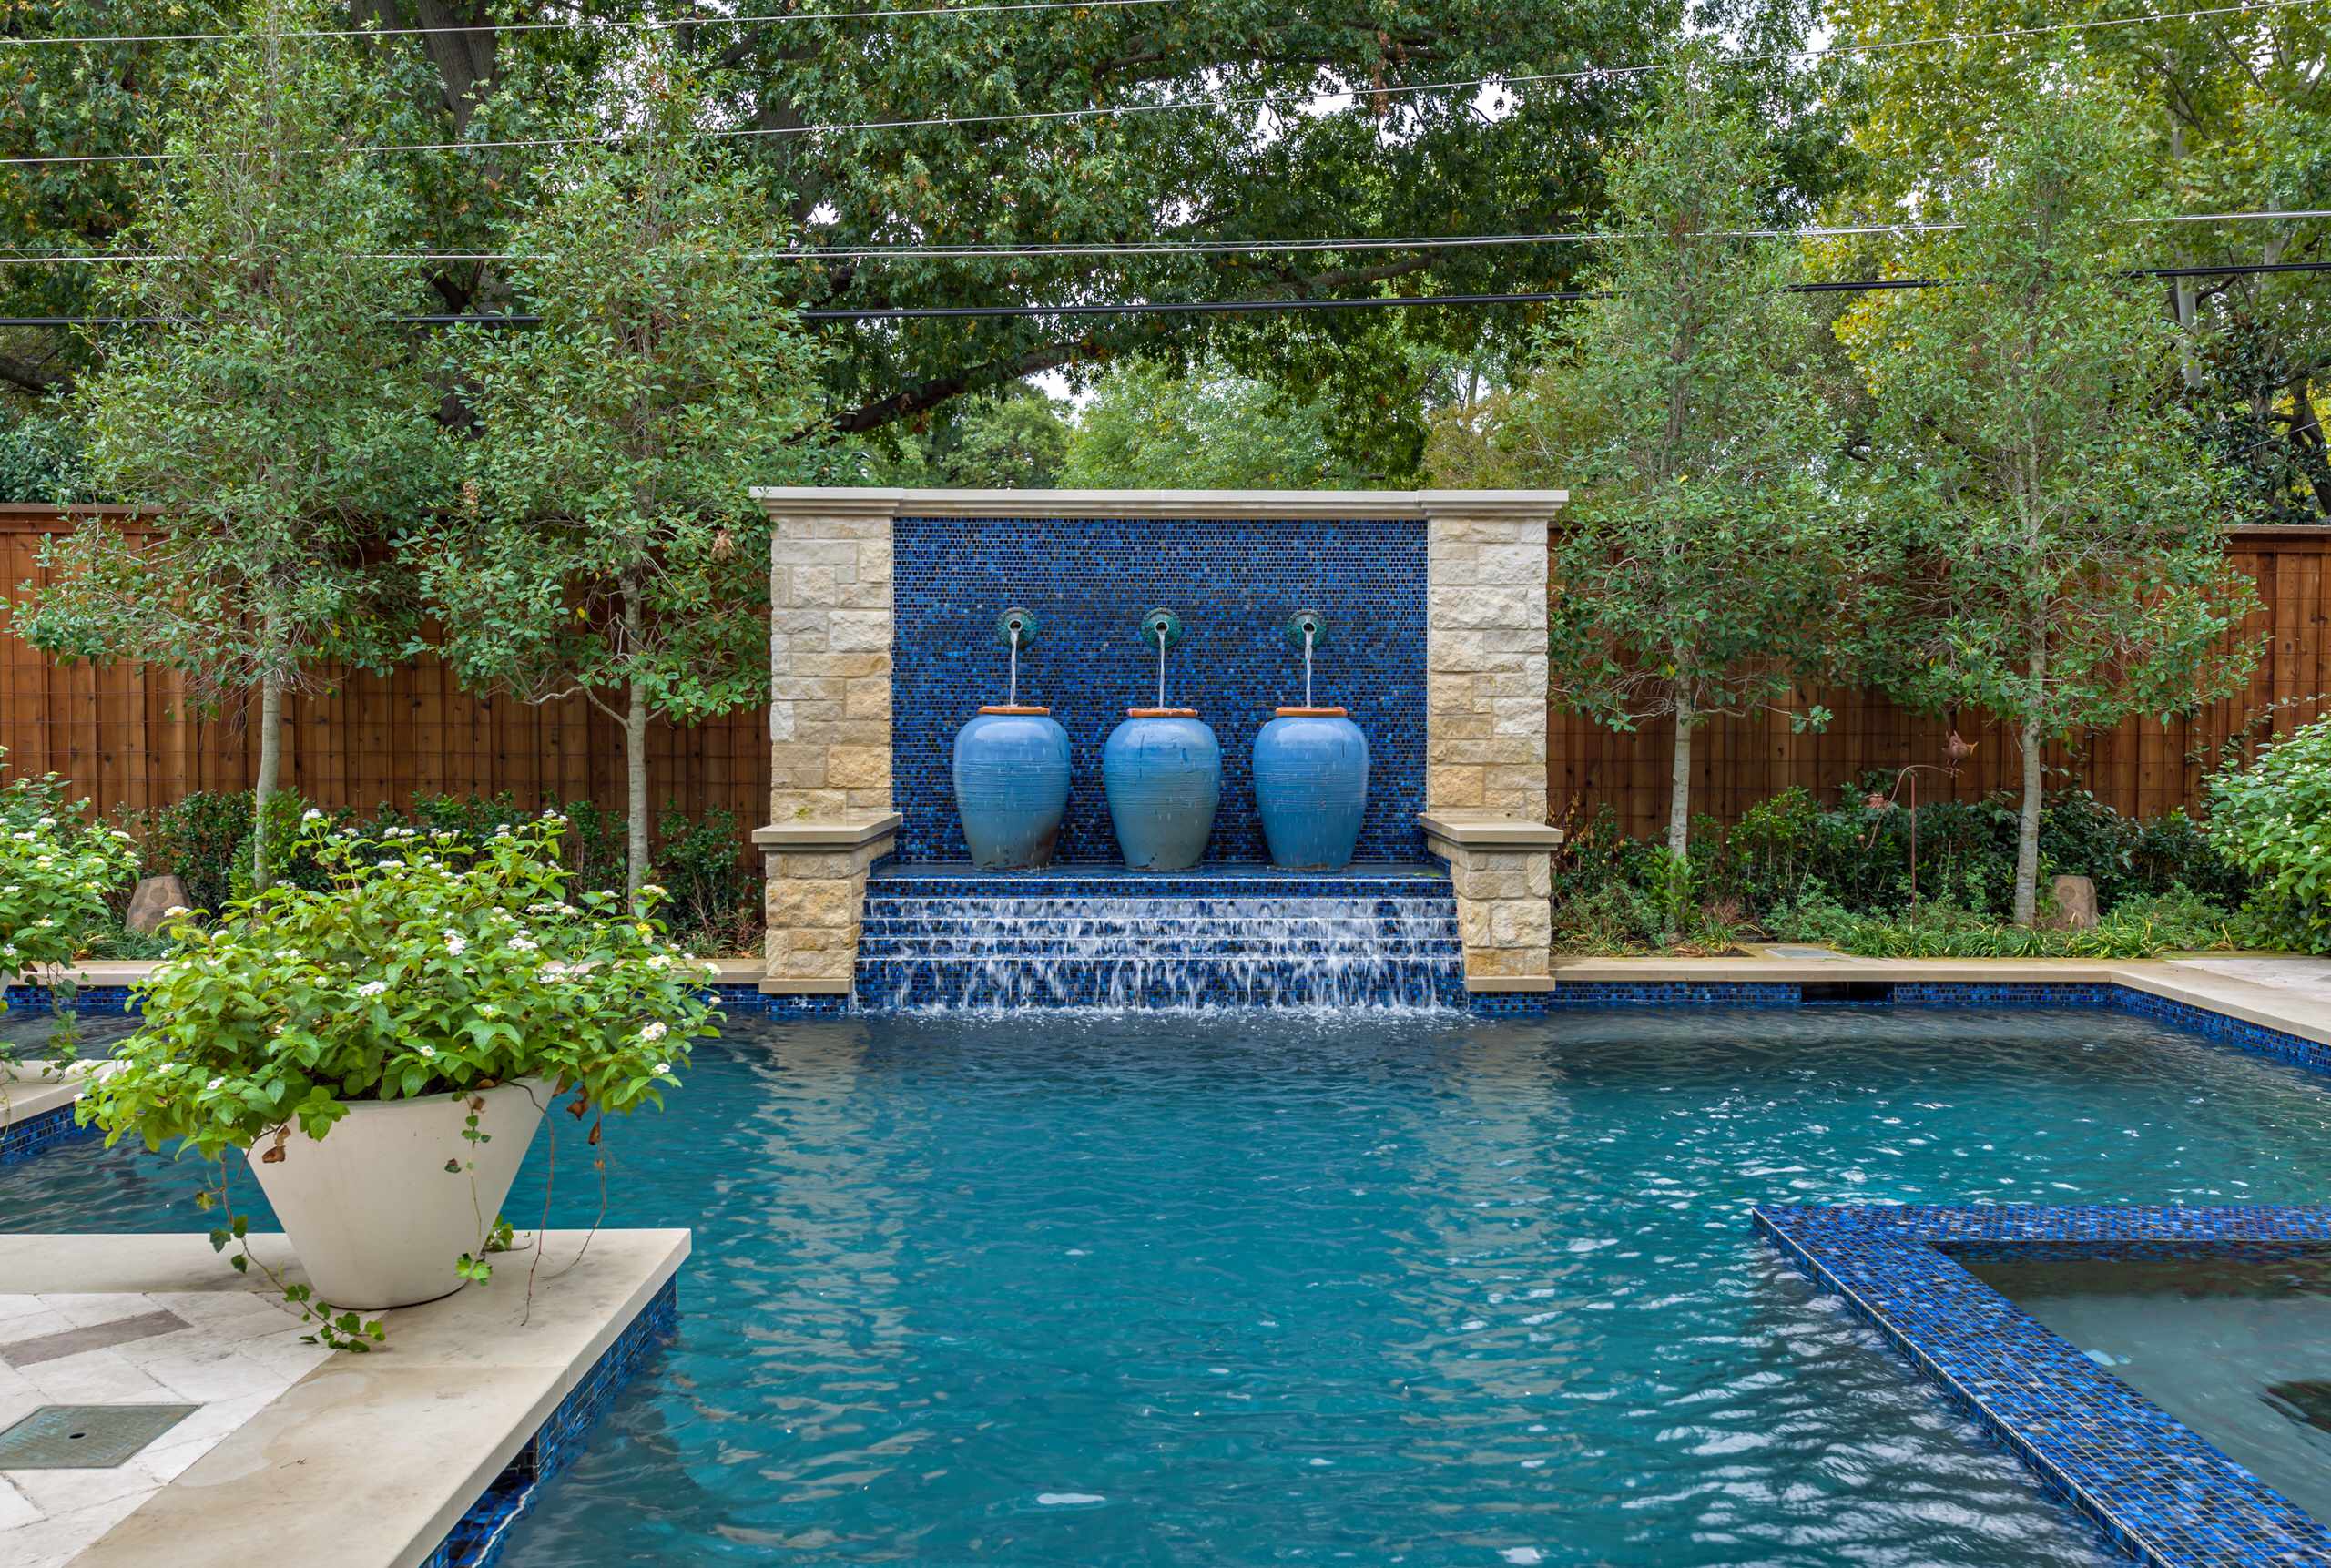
748;486;1566;521
752;812;902;850
1418;811;1565;850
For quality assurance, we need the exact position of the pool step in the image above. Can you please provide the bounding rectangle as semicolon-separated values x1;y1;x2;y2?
855;867;1466;1011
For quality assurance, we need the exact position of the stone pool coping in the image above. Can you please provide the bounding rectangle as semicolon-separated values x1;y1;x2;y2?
2;1229;686;1568
1753;1204;2331;1567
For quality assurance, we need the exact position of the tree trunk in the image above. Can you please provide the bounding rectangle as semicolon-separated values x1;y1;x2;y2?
624;678;650;902
2012;708;2044;928
1666;698;1695;860
252;669;285;893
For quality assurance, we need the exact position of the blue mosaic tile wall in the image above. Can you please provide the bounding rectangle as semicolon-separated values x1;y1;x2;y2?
891;514;1429;865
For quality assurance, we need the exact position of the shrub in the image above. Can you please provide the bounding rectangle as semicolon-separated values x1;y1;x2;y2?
653;801;757;953
0;752;139;1066
2205;714;2331;951
227;789;349;901
1768;885;2236;959
138;790;255;914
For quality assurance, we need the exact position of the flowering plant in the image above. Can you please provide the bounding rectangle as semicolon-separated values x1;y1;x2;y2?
2206;714;2331;952
0;753;139;1072
86;813;713;1153
80;814;716;1345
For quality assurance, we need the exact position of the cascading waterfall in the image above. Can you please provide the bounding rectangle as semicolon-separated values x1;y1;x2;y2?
856;876;1464;1013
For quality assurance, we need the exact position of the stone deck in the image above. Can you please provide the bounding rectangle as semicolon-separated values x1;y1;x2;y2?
0;1228;687;1568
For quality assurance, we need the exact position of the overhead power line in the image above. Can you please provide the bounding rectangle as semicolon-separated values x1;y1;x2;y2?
5;257;2327;330
0;0;2318;168
0;0;1177;48
6;209;2329;267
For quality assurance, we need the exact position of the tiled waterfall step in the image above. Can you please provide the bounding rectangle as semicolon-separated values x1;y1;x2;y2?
855;955;1468;1011
857;863;1465;1011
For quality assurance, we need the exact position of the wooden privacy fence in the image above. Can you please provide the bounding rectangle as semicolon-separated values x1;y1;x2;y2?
1549;524;2331;838
3;505;2326;850
0;505;769;847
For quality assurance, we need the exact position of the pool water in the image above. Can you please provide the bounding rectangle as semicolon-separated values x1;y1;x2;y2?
10;1004;2331;1566
1966;1251;2331;1525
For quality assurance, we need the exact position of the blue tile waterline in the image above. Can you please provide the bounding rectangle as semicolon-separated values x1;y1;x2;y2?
1755;1205;2331;1567
891;514;1429;864
21;977;2331;1074
417;1274;680;1568
0;1099;94;1161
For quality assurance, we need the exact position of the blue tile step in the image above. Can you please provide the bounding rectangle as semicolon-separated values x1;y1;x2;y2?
865;862;1453;902
858;936;1459;959
854;955;1469;1012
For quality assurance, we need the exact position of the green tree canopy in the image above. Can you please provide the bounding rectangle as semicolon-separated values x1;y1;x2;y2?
1441;61;1847;859
11;0;450;890
407;46;829;896
1842;76;2261;924
1063;357;1382;489
6;0;1849;470
870;382;1071;490
1823;0;2331;522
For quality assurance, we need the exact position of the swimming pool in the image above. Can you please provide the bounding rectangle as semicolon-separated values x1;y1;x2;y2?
8;1004;2331;1566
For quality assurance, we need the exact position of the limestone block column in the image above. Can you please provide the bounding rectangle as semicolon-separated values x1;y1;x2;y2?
754;487;905;995
761;489;901;821
1420;813;1561;988
1417;492;1563;989
752;816;899;994
1420;493;1555;818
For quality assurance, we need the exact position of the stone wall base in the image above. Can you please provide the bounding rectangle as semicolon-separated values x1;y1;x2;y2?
1420;812;1562;990
753;814;900;993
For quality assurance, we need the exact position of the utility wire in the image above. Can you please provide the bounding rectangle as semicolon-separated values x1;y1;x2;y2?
5;257;2326;329
0;0;2318;168
9;210;2331;266
0;0;1177;47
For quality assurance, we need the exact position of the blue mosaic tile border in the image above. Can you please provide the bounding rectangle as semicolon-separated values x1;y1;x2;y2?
1755;1204;2331;1566
891;514;1429;865
4;983;141;1016
0;1099;94;1161
417;1272;679;1568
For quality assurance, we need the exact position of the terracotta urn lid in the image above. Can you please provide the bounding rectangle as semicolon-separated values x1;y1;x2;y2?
1125;707;1200;718
977;705;1052;715
1274;706;1349;718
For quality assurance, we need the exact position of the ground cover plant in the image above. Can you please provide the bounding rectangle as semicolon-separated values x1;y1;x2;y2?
1549;785;2264;959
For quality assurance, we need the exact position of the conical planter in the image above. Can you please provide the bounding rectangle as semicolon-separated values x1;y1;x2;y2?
1102;708;1220;871
1253;707;1370;871
247;1076;547;1310
952;706;1072;869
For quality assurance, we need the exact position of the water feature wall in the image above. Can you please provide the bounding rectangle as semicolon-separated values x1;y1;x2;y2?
891;513;1427;864
756;488;1566;1001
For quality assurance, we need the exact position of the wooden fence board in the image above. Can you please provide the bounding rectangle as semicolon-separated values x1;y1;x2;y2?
1545;526;2331;837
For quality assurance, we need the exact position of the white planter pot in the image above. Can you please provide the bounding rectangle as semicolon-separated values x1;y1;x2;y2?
248;1076;550;1310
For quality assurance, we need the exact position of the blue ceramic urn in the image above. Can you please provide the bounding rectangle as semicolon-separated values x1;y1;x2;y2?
1101;708;1220;871
1253;707;1369;871
952;706;1072;870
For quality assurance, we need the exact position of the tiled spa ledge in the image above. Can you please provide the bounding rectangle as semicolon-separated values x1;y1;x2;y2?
0;1228;687;1568
1755;1204;2331;1567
